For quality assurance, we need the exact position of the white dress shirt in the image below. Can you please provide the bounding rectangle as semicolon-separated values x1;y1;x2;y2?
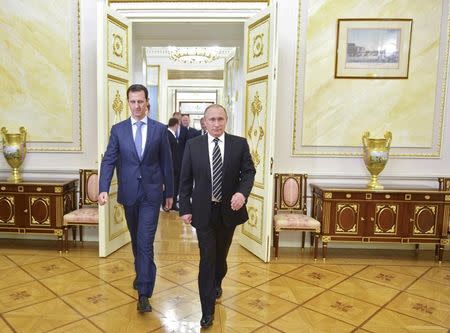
131;116;147;154
208;133;225;201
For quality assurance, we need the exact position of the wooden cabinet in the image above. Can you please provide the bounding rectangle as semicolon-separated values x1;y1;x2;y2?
311;184;450;262
0;179;77;252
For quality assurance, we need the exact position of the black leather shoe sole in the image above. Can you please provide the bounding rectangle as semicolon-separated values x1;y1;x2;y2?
215;286;222;299
200;314;214;328
133;278;138;290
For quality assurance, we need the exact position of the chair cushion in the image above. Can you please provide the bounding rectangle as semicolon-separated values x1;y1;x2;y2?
274;212;320;232
63;207;98;225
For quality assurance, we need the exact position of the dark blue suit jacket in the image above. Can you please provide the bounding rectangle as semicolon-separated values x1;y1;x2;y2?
99;116;174;206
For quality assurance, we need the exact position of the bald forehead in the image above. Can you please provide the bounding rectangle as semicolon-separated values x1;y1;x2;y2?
204;105;227;118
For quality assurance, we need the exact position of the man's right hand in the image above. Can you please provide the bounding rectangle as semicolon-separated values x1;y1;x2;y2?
98;192;108;206
181;214;192;225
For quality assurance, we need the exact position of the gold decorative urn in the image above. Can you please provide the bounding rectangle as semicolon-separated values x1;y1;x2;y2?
1;127;27;182
362;131;392;189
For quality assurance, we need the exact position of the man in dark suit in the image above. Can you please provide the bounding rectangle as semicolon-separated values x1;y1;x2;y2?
181;113;201;140
166;117;181;211
98;84;173;313
179;104;255;328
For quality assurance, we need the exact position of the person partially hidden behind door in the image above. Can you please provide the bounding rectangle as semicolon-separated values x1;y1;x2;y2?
98;84;174;313
178;104;256;328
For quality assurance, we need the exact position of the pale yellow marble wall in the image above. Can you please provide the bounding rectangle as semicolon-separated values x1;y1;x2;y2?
0;0;74;143
302;0;443;148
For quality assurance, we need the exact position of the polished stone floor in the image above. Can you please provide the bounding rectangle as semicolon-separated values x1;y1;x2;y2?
0;211;449;332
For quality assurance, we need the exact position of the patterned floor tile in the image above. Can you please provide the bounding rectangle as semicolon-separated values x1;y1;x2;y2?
47;319;103;333
226;263;280;287
303;290;379;326
248;262;302;274
318;264;367;276
183;276;251;301
0;255;16;270
85;259;135;282
20;258;79;280
256;275;324;304
331;277;399;306
89;302;164;332
2;298;81;333
354;266;417;290
362;308;448;333
386;292;450;327
0;266;34;290
61;284;134;317
6;255;54;266
253;327;283;333
421;267;450;285
0;316;14;333
286;265;348;288
407;277;450;305
40;269;103;296
65;256;119;268
183;304;264;332
0;281;55;313
157;262;199;285
270;307;355;333
375;265;430;277
222;289;297;324
150;286;201;321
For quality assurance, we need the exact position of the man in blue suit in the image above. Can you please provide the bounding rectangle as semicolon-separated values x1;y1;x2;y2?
98;84;173;313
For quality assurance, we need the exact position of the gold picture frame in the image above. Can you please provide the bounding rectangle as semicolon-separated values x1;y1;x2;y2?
335;18;413;79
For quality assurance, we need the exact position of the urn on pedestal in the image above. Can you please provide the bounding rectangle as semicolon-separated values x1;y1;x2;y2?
362;131;392;189
1;127;27;182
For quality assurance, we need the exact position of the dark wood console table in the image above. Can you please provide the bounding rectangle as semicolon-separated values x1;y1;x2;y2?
311;184;450;263
0;179;77;252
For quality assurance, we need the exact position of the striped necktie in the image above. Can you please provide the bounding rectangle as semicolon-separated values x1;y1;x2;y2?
212;138;223;201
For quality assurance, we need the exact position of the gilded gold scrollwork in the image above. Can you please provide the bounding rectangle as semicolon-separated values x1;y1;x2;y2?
112;90;124;123
247;206;258;227
113;204;125;225
252;34;264;58
112;33;124;58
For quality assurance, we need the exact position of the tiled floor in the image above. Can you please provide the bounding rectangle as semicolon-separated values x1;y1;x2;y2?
0;211;449;332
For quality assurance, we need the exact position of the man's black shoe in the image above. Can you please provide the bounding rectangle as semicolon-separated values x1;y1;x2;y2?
133;278;138;290
137;296;152;313
215;286;222;299
200;314;214;328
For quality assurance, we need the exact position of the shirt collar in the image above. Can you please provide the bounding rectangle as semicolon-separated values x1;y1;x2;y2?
208;132;225;143
131;116;147;125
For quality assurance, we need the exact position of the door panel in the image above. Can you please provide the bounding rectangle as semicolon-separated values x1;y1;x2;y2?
239;3;278;262
97;1;131;257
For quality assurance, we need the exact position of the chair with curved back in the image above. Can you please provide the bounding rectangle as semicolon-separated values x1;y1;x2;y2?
273;173;321;260
438;177;450;237
63;169;98;252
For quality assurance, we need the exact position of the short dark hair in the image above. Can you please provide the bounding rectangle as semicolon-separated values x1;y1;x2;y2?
168;117;179;127
181;114;190;118
127;84;148;100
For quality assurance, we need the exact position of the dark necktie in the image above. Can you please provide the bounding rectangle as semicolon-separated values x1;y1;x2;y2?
212;138;223;201
135;121;143;159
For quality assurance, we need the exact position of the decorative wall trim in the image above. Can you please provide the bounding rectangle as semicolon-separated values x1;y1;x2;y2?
167;70;223;80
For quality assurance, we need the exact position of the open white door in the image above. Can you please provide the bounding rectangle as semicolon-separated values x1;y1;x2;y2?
97;1;132;257
239;3;278;262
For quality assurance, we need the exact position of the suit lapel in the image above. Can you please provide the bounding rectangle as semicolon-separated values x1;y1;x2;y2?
202;135;211;182
222;133;232;177
142;116;155;160
125;118;140;161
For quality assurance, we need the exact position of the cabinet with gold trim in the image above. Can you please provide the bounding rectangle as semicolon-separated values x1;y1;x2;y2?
0;179;77;251
311;184;449;262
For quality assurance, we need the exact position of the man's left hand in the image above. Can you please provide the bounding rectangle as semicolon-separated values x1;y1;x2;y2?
230;192;246;211
165;197;173;211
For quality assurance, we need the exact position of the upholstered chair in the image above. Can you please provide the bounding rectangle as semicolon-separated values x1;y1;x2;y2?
63;169;98;251
273;173;321;260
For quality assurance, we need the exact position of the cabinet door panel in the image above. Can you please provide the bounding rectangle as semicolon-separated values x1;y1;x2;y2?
373;204;399;236
335;202;360;234
0;196;15;225
412;204;438;236
29;196;51;226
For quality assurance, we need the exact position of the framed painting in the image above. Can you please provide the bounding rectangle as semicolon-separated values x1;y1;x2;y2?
335;19;413;79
